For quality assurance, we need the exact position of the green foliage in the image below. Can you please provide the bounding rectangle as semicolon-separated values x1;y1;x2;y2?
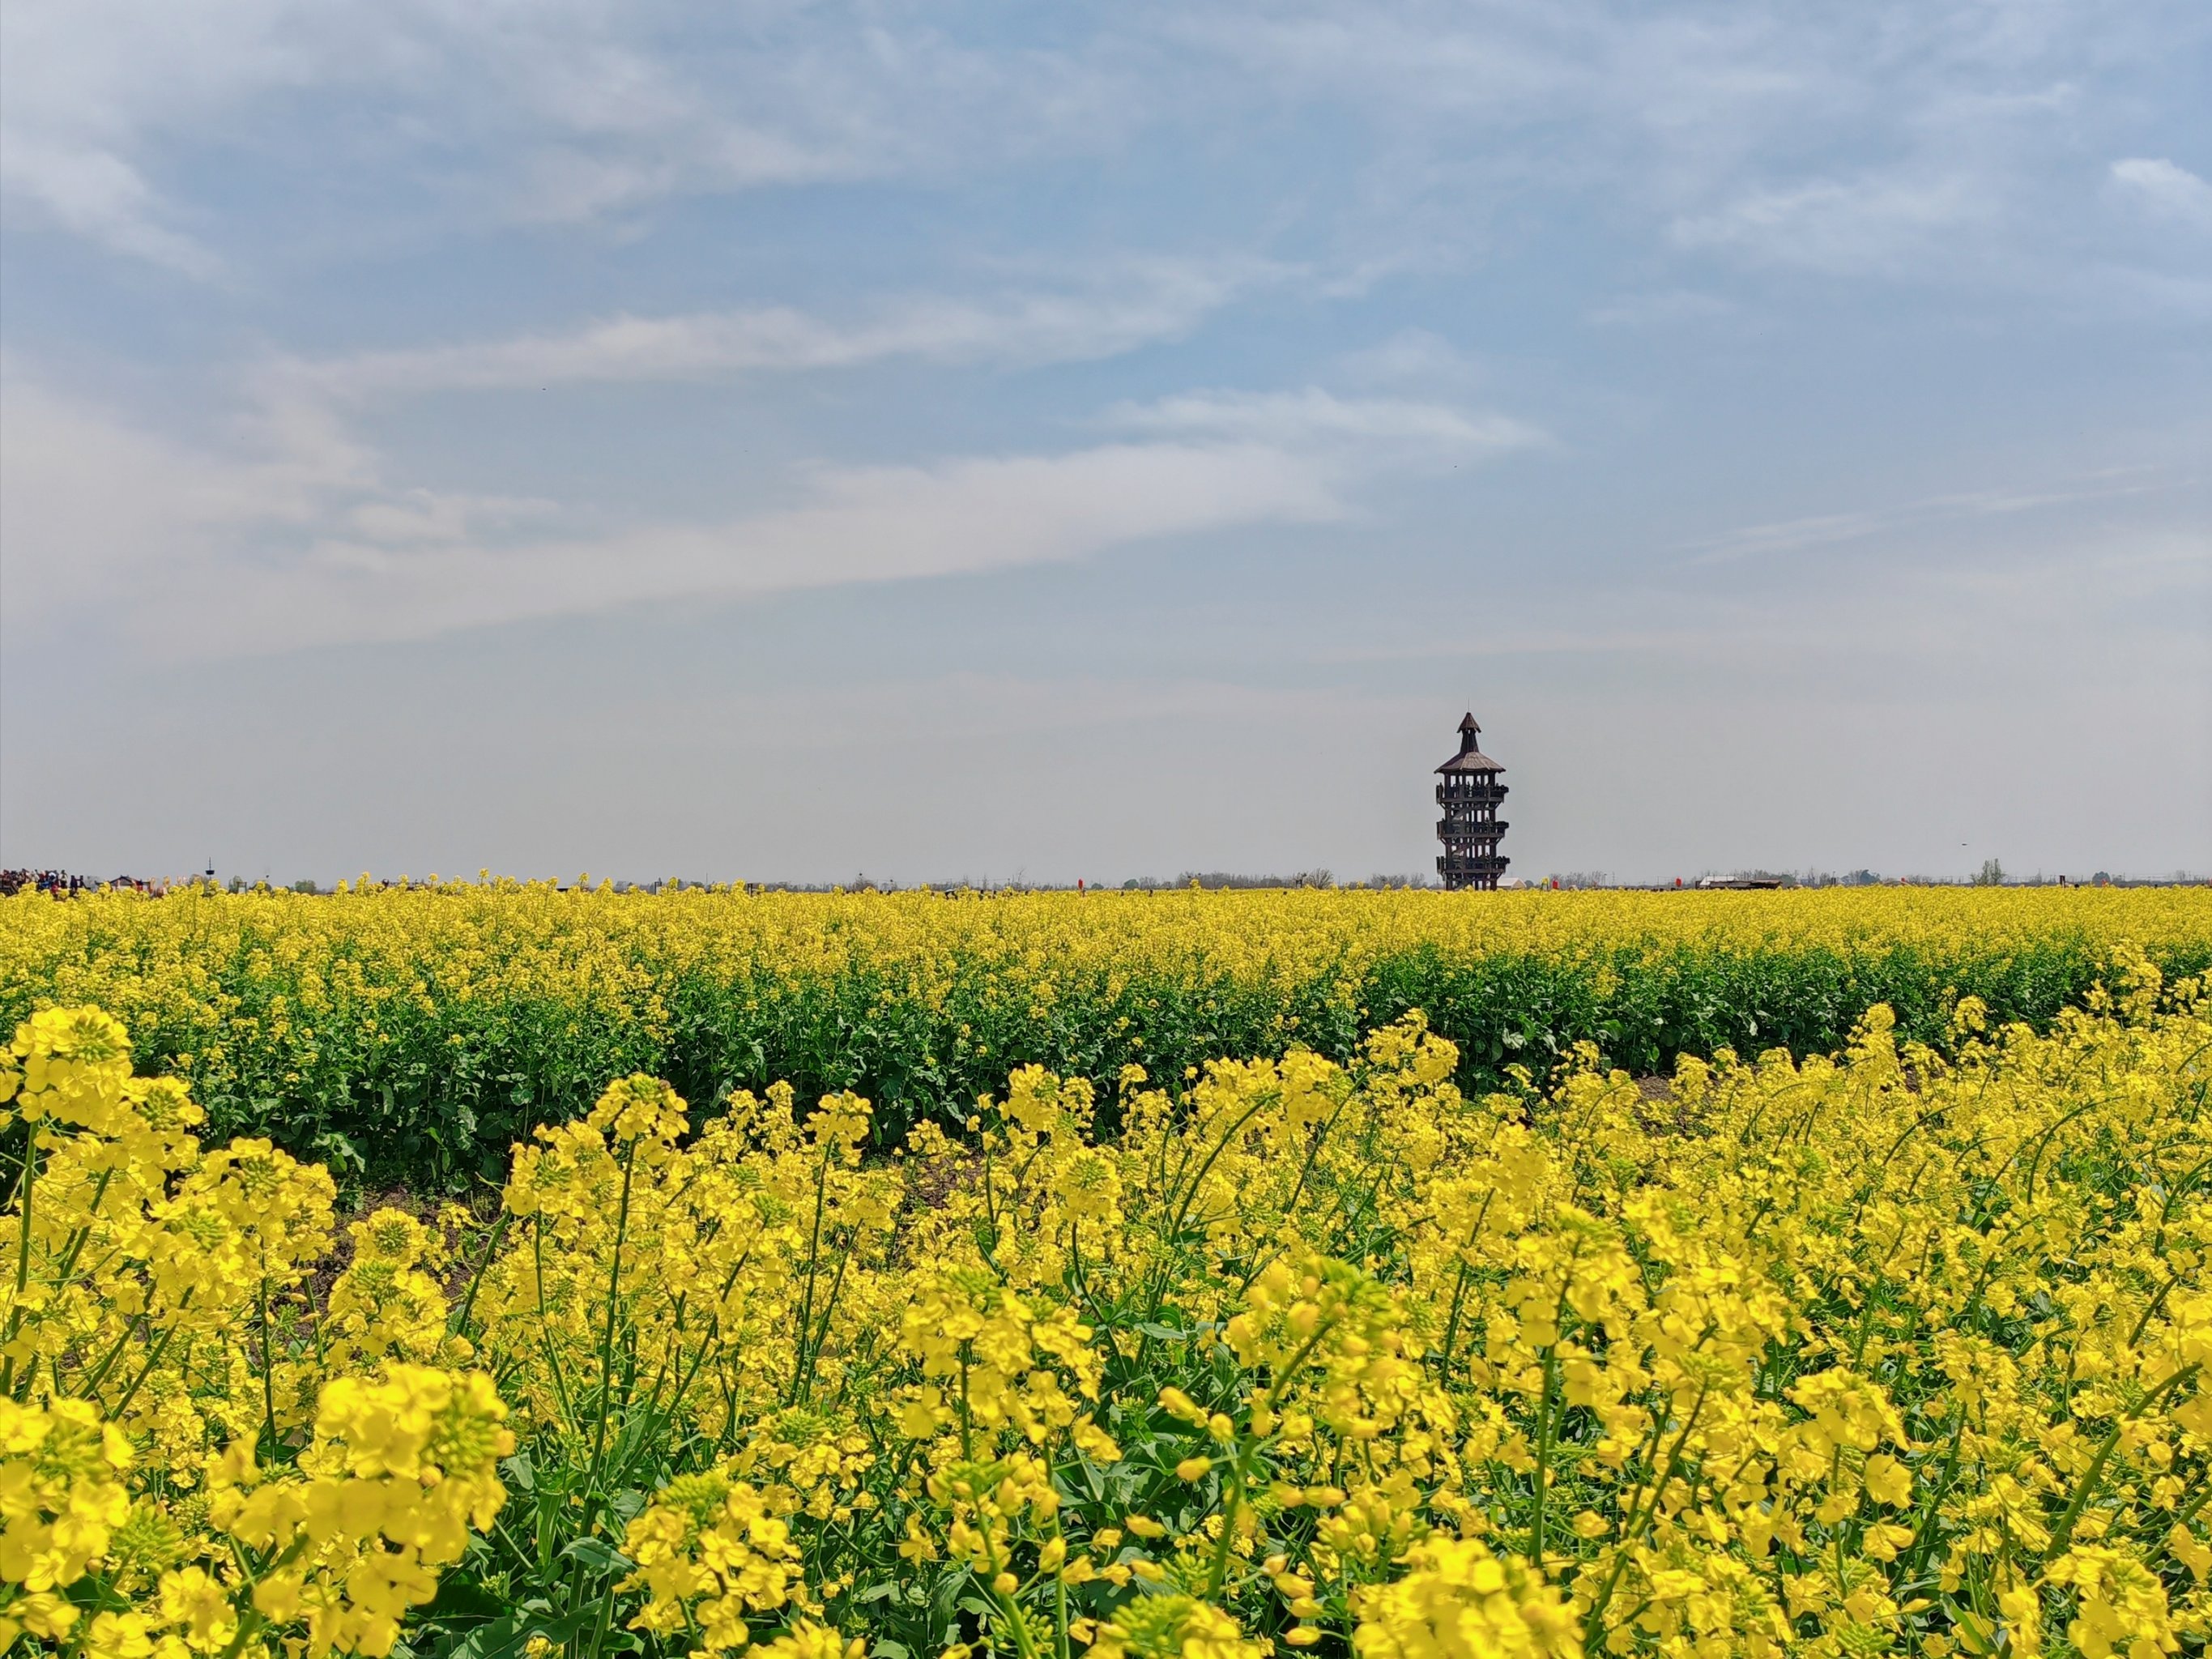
2;886;2206;1190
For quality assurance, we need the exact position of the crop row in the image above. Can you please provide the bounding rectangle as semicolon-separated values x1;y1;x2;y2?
3;885;2208;1188
8;955;2209;1655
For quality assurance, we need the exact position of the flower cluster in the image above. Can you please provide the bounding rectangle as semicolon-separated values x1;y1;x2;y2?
622;1472;803;1651
3;937;2209;1659
8;882;2207;1189
0;1008;512;1657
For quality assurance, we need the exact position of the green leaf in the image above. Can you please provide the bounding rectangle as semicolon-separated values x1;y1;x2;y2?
1946;1606;1999;1657
440;1603;586;1659
422;1577;509;1626
559;1536;635;1575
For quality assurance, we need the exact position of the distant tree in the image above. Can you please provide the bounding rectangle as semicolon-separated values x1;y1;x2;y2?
1174;871;1335;890
1975;858;2005;886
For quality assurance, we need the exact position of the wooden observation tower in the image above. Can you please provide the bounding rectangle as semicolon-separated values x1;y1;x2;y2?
1435;712;1509;890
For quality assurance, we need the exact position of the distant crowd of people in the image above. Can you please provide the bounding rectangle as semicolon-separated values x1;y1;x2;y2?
0;869;171;898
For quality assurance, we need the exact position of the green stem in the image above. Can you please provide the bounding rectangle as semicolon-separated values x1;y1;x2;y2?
1901;1410;1967;1577
985;1533;1042;1659
799;1238;854;1400
449;1207;512;1338
1437;1192;1497;1376
586;1139;640;1496
256;1255;279;1465
2044;1363;2199;1564
45;1169;114;1297
1167;1097;1276;1245
531;1218;577;1430
76;1303;160;1400
2;1124;39;1395
1528;1246;1582;1567
1205;1446;1246;1598
959;1351;974;1461
791;1143;833;1400
1263;1317;1342;1414
109;1315;188;1415
1581;1383;1708;1644
2145;1480;2212;1572
1530;1345;1561;1565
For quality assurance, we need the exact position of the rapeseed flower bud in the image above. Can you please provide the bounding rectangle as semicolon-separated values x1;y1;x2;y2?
1089;1593;1264;1659
1352;1537;1576;1659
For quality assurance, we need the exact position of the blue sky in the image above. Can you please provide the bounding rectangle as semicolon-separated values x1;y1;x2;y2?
3;0;2207;885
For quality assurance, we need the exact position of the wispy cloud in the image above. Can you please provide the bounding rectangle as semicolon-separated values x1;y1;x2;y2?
2110;157;2212;227
15;0;2198;296
1102;387;1541;457
0;0;322;279
1163;0;2158;291
1333;329;1486;388
190;441;1344;652
1681;472;2184;565
0;0;1138;271
5;362;1529;655
0;139;224;279
280;262;1287;397
1669;170;1993;276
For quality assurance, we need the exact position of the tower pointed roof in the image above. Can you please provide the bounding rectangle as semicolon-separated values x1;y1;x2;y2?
1438;710;1503;774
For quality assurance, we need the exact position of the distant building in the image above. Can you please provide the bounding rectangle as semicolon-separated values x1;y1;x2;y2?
1435;712;1509;890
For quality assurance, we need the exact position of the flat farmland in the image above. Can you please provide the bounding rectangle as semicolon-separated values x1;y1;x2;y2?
4;884;2207;1186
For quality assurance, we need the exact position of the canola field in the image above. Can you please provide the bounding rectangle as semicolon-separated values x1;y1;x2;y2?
6;949;2210;1658
3;885;2210;1188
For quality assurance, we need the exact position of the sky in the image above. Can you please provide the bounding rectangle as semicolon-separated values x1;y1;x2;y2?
2;1;2208;887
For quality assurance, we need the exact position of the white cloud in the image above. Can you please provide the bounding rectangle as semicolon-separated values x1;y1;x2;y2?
192;441;1346;652
1669;170;1993;275
0;369;373;621
1103;388;1541;457
2110;157;2212;226
1680;472;2181;565
1166;1;2122;286
344;491;560;545
0;139;224;278
1;377;224;615
0;0;324;276
10;0;2181;292
0;0;1138;269
2;365;535;633
1333;329;1485;387
282;262;1285;397
9;365;1532;655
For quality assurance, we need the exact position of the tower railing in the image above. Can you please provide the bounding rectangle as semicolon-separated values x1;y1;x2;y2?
1434;719;1510;889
